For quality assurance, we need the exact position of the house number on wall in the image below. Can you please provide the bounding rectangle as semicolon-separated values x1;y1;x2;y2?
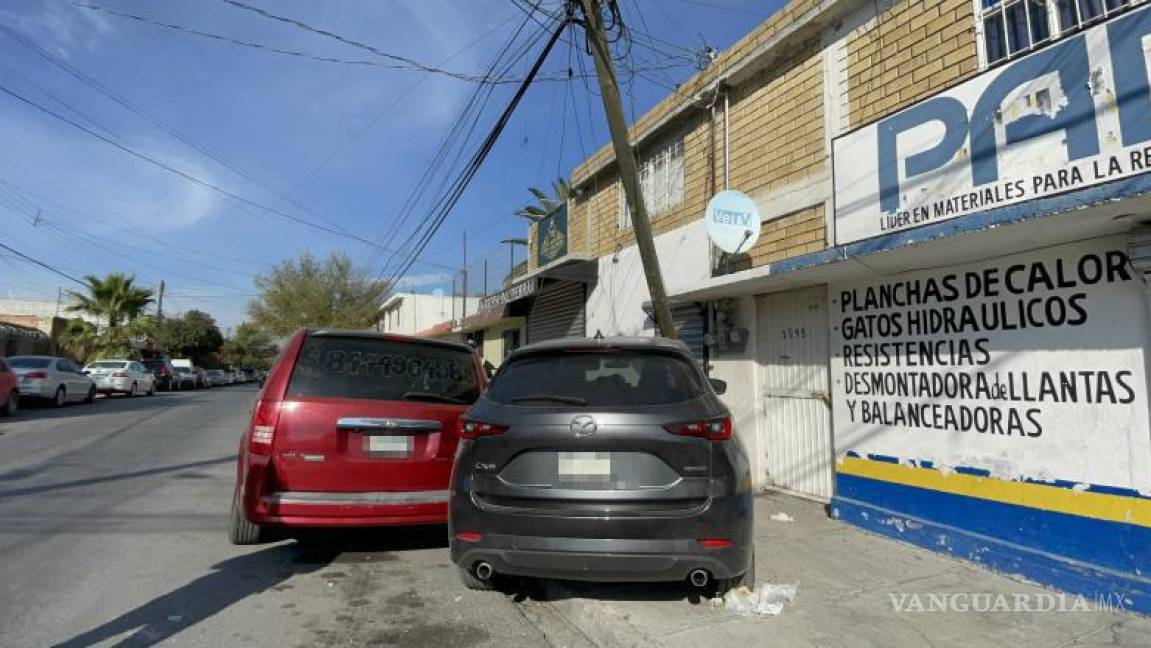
781;327;808;340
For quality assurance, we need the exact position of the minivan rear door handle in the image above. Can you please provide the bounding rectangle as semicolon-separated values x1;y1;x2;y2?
336;417;443;432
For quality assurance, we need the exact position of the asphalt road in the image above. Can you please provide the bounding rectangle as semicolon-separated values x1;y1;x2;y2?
0;386;553;648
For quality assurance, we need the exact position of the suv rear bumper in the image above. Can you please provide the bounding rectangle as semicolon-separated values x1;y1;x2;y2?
451;534;750;582
248;490;448;527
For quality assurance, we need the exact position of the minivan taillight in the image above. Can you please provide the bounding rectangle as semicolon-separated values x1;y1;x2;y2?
249;399;283;455
23;371;47;380
664;417;732;441
459;418;508;439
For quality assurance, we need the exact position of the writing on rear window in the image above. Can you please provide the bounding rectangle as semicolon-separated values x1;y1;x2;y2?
288;336;479;403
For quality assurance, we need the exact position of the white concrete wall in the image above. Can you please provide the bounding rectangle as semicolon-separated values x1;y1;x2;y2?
378;293;478;336
586;220;712;337
708;295;764;488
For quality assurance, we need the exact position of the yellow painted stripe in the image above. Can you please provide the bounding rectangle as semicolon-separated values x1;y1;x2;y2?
838;456;1151;528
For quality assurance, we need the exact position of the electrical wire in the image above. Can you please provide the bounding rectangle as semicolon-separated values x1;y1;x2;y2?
0;240;86;285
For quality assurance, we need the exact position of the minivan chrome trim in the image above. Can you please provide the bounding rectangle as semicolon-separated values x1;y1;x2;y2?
268;490;449;505
337;417;443;431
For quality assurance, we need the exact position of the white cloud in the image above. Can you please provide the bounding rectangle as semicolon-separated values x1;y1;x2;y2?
0;1;113;59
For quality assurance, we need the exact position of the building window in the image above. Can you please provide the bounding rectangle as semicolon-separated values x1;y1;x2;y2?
979;0;1138;65
618;137;685;229
501;328;520;358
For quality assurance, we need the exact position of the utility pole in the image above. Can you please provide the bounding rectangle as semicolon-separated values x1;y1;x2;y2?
461;230;468;320
574;0;677;339
156;280;165;319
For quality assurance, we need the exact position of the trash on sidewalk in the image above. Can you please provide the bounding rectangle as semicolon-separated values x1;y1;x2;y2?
769;512;795;522
719;583;799;616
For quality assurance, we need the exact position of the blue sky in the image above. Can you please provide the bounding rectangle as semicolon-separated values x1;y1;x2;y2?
0;0;778;332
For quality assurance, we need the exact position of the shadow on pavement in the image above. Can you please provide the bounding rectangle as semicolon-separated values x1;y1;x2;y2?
0;455;235;498
52;542;328;648
53;526;449;647
503;578;708;606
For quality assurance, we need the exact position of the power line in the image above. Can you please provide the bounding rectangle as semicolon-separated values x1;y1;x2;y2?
0;80;457;272
0;240;85;285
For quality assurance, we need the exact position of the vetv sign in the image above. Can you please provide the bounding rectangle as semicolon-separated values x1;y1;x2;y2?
833;6;1151;245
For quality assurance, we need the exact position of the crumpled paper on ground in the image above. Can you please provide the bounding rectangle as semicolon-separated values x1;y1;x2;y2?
769;512;794;522
721;583;799;616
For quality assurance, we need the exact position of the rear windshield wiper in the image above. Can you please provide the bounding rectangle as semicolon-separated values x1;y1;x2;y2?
506;394;588;406
401;391;466;404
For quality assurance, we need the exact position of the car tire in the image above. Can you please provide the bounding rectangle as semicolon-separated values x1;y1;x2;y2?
146;382;155;396
128;382;138;398
717;548;756;595
84;386;96;404
2;391;17;417
53;386;66;408
227;494;265;545
457;565;497;591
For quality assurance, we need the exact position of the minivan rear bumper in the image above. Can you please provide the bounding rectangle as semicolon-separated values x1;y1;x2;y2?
249;490;448;527
451;534;749;582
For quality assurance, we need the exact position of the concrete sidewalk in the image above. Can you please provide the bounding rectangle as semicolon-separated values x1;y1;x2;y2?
509;493;1151;648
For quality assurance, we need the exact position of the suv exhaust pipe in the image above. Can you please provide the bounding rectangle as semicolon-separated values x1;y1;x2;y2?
474;561;494;581
688;569;710;588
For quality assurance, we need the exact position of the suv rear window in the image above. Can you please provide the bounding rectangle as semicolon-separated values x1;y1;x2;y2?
287;335;480;404
488;350;705;407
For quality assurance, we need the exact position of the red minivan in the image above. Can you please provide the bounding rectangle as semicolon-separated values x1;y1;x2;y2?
229;328;486;544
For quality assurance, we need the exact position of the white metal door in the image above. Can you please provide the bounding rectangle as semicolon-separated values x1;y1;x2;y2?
756;286;833;500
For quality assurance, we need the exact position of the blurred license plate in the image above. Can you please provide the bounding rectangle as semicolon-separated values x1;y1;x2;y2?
366;435;411;455
558;452;611;480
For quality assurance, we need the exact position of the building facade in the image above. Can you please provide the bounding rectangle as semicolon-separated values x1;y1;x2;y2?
534;0;1151;613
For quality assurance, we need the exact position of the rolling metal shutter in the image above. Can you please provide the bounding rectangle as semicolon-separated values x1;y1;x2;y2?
527;281;586;343
672;302;707;365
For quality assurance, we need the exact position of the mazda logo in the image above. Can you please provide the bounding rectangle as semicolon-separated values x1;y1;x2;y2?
570;415;597;437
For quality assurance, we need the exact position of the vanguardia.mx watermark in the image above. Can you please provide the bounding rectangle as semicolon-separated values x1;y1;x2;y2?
888;592;1129;613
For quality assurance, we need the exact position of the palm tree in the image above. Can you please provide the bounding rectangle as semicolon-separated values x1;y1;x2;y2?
57;318;98;365
65;273;155;330
514;178;572;221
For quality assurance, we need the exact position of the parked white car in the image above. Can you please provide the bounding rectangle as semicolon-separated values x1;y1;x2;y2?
83;360;156;397
6;356;97;407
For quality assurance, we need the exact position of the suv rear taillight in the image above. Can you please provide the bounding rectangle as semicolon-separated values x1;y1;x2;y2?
664;417;732;441
459;418;508;439
249;399;283;455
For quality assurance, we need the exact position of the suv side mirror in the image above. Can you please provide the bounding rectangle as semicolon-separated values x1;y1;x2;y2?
709;378;728;395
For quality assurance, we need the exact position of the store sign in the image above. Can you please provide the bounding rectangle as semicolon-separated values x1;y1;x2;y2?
536;204;568;267
705;190;761;253
479;276;537;311
833;6;1151;244
830;237;1151;491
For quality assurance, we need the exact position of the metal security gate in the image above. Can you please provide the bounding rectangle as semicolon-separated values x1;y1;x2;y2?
756;286;833;500
643;301;708;364
527;281;586;343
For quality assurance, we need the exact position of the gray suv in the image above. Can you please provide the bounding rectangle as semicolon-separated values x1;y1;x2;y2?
449;337;754;593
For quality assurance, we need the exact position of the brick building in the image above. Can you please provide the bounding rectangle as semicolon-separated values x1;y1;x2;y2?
497;0;1151;613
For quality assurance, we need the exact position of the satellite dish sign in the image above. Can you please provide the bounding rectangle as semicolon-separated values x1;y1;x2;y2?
705;190;760;254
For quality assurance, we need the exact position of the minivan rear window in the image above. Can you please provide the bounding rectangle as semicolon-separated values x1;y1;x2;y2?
287;335;480;404
7;357;50;368
488;350;705;407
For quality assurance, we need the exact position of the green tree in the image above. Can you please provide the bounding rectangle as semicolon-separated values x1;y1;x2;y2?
220;322;278;369
57;318;98;364
65;273;154;329
248;252;390;336
157;310;224;366
514;178;571;221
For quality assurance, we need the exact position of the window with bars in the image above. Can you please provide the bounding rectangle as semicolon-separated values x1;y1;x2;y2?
618;137;685;229
980;0;1137;65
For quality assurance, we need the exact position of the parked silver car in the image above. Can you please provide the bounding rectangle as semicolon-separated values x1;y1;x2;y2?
6;356;97;407
83;360;156;397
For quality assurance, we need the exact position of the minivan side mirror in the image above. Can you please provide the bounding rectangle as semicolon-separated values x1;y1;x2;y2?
709;378;727;395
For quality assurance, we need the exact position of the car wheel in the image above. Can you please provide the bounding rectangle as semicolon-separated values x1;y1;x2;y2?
457;565;497;591
128;382;138;398
53;386;66;408
147;382;155;396
717;548;756;595
227;494;265;545
1;391;17;417
84;386;96;404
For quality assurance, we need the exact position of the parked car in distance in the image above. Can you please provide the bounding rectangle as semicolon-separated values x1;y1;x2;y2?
7;356;96;407
0;358;19;416
206;369;228;387
449;337;754;594
141;358;179;391
229;329;486;544
192;367;211;389
172;366;196;390
84;360;156;397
